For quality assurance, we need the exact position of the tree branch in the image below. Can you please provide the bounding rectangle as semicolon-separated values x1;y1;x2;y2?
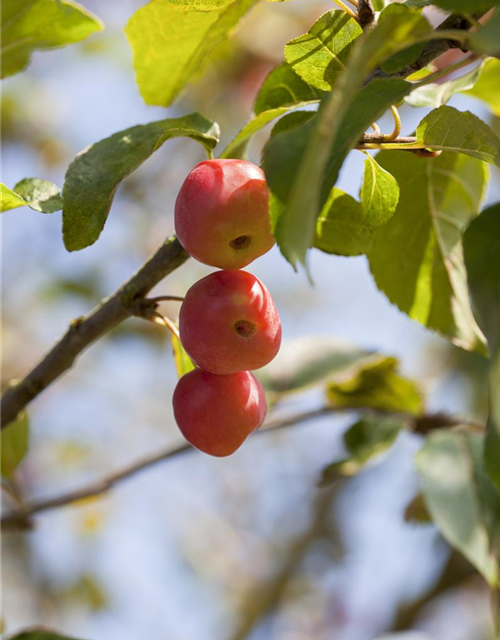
1;236;189;429
367;13;476;84
0;407;333;530
1;406;483;531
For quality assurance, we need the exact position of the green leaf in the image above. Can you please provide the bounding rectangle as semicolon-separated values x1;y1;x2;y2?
263;77;413;267
62;113;220;251
221;106;311;160
1;184;27;212
320;415;404;484
9;178;62;214
469;9;500;58
368;151;488;352
314;188;372;256
284;10;362;91
1;180;62;213
256;336;373;394
1;411;29;481
265;4;431;268
463;58;500;117
1;0;103;79
360;153;399;227
125;0;257;107
9;631;88;640
254;63;323;115
314;154;399;257
171;332;195;378
220;63;322;159
463;203;500;489
326;356;424;415
414;106;500;166
269;111;316;138
405;61;483;109
379;4;426;74
416;431;500;587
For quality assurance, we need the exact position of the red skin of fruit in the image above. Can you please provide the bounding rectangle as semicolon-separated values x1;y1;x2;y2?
174;159;275;269
173;369;267;457
179;270;282;375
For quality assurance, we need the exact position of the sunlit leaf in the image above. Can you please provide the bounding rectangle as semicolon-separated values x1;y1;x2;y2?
1;184;27;212
126;0;257;107
171;332;196;378
62;113;220;251
314;188;372;256
314;155;399;257
284;10;362;91
1;0;103;79
359;153;399;227
414;106;500;166
405;61;483;109
417;431;500;587
463;58;500;117
368;151;488;352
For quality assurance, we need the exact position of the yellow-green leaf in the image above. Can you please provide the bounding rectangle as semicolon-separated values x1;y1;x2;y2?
1;411;29;481
126;0;257;107
1;184;27;212
326;356;424;415
284;10;362;92
171;332;195;378
1;0;103;79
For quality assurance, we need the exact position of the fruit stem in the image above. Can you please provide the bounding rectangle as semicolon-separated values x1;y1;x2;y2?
150;311;181;340
148;295;185;304
383;105;402;142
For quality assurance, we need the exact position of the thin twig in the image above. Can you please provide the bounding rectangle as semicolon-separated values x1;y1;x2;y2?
151;311;181;340
1;406;483;530
0;407;333;530
148;296;185;304
1;237;188;429
330;0;359;22
366;13;484;84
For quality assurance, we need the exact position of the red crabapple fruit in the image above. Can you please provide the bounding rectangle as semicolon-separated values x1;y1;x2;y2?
174;159;275;269
173;369;267;456
179;270;281;375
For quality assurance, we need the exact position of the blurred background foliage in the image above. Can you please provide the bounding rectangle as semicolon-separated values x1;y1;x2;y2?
2;1;499;639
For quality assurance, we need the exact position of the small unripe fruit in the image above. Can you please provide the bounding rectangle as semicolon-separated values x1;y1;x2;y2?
173;369;267;457
179;270;281;374
174;159;275;269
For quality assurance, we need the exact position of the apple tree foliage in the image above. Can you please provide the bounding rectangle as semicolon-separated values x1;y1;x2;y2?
1;0;500;635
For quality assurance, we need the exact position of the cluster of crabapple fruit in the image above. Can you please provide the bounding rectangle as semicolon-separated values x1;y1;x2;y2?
172;159;282;457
